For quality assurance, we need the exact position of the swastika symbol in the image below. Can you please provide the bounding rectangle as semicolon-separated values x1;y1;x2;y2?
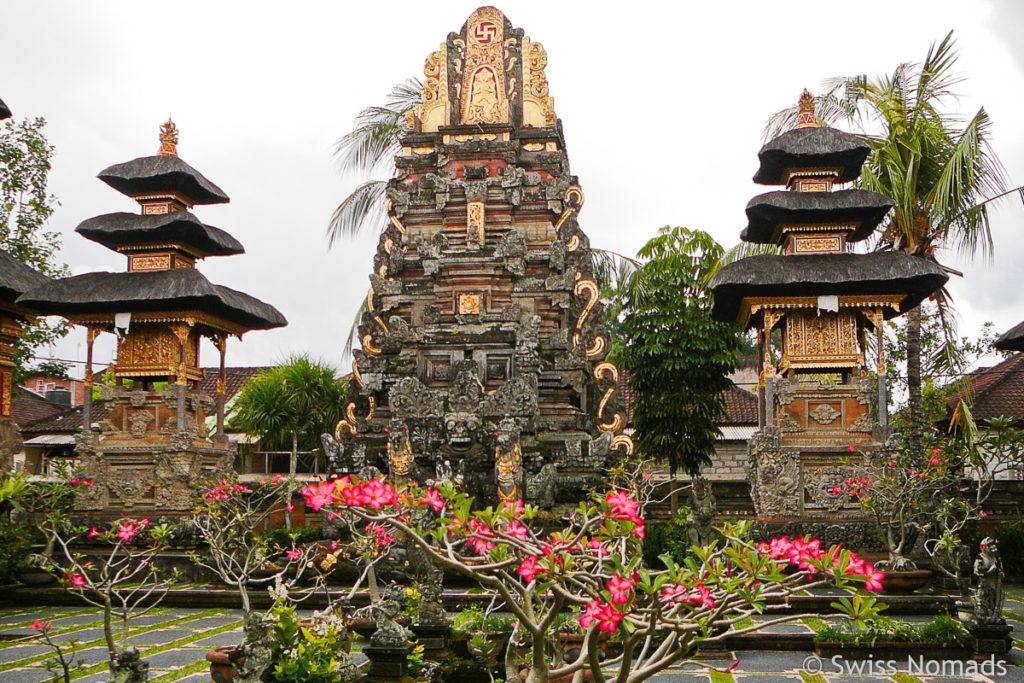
473;21;498;43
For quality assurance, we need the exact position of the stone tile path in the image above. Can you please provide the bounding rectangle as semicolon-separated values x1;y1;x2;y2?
1;603;1022;682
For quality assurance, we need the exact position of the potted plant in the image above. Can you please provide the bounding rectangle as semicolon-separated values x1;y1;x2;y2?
814;613;970;660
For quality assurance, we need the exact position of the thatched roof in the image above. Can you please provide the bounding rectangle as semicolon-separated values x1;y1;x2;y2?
17;268;286;331
0;251;51;307
76;212;244;257
98;155;229;205
995;321;1024;352
710;252;948;323
0;97;10;120
754;127;870;185
742;189;894;244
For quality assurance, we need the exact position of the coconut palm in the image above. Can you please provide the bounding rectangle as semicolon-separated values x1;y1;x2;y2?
762;31;1023;458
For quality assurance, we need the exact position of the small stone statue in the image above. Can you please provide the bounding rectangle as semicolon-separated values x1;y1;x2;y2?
232;612;274;683
110;647;149;683
686;477;717;548
370;584;412;647
415;569;447;626
973;537;1006;624
320;432;344;474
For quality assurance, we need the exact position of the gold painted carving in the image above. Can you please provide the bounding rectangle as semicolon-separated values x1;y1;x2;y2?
388;432;415;476
130;254;171;272
594;362;619;383
461;7;508;125
585;336;607;358
522;37;556;126
367;288;389;335
567;235;580;251
522;142;544;152
611;433;634;456
158;118;178;156
353;359;364;389
458;293;481;315
385;199;406;235
467;201;485;246
496;442;522;501
362;334;381;355
415;45;450;132
573;278;599;339
792;236;842;254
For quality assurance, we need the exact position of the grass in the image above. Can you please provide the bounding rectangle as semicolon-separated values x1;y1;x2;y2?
891;673;924;683
0;607;230;674
708;669;734;683
799;672;825;683
150;657;209;682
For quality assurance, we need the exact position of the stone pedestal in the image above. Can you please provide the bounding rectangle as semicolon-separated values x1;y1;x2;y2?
411;623;450;651
969;621;1013;656
363;643;414;678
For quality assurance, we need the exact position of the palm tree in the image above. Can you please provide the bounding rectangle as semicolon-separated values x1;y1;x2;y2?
231;356;348;525
763;32;1023;458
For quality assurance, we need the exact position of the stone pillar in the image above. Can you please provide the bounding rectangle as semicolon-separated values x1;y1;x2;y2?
83;326;99;432
215;334;227;441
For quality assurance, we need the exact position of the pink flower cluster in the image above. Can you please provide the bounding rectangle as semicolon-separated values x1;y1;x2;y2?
580;600;623;632
86;518;150;542
606;573;635;605
605;490;645;539
69;477;94;487
205;480;249;502
302;477;401;512
829;475;872;498
466;519;496;555
662;582;716;609
757;536;884;591
366;523;395;547
30;619;51;632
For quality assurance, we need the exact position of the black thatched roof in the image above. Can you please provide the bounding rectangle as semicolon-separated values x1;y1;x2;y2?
995;321;1024;352
754;126;870;185
98;155;229;205
710;252;948;324
76;212;244;257
742;189;894;244
17;268;286;331
0;97;10;120
0;251;51;307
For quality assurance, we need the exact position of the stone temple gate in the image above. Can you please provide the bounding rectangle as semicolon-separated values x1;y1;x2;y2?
326;6;633;507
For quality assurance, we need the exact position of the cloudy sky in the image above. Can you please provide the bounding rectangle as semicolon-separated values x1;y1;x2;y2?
4;0;1024;375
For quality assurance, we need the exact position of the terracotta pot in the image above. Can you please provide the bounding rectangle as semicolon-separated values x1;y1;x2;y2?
206;646;241;683
881;569;932;594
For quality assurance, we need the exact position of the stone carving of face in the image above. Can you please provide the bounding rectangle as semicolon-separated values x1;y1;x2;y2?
444;412;481;451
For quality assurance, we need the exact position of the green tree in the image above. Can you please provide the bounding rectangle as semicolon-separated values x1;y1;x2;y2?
0;117;70;383
231;356;347;524
615;227;745;491
766;32;1023;459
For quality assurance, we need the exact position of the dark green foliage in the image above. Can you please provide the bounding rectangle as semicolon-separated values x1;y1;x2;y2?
0;518;42;583
814;615;968;646
641;516;690;569
0;117;70;383
960;515;1024;577
261;525;323;549
615;227;745;475
230;355;348;452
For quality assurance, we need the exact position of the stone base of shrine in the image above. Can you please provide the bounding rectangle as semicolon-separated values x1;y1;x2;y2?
71;435;234;520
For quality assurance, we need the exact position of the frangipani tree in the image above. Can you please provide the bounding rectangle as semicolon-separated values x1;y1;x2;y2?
303;464;883;683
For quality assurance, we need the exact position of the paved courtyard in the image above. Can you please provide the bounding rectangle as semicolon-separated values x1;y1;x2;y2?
2;601;1024;682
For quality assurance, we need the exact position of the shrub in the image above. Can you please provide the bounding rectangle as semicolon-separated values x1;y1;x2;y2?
641;515;690;568
0;518;41;583
262;525;324;549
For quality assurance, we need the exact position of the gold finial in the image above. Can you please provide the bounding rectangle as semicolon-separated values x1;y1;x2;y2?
795;89;817;129
158;117;178;156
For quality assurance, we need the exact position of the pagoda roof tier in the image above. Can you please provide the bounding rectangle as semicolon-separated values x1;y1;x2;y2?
76;212;244;257
18;268;285;331
742;189;894;244
0;97;10;120
710;252;947;323
98;155;229;205
753;126;871;185
0;251;50;309
995;321;1024;352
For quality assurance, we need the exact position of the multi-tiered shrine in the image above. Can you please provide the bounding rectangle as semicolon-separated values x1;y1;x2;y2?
328;6;632;507
711;92;947;539
19;121;285;517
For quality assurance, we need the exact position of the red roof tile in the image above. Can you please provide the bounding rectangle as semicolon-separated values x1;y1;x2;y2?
11;390;67;428
946;353;1024;423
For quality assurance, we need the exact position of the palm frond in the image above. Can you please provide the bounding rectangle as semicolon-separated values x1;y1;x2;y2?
333;78;422;176
342;298;369;360
591;248;640;295
326;180;388;246
708;241;782;283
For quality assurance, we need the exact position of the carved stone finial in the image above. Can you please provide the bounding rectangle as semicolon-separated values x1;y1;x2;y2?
158;118;179;156
795;89;817;129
